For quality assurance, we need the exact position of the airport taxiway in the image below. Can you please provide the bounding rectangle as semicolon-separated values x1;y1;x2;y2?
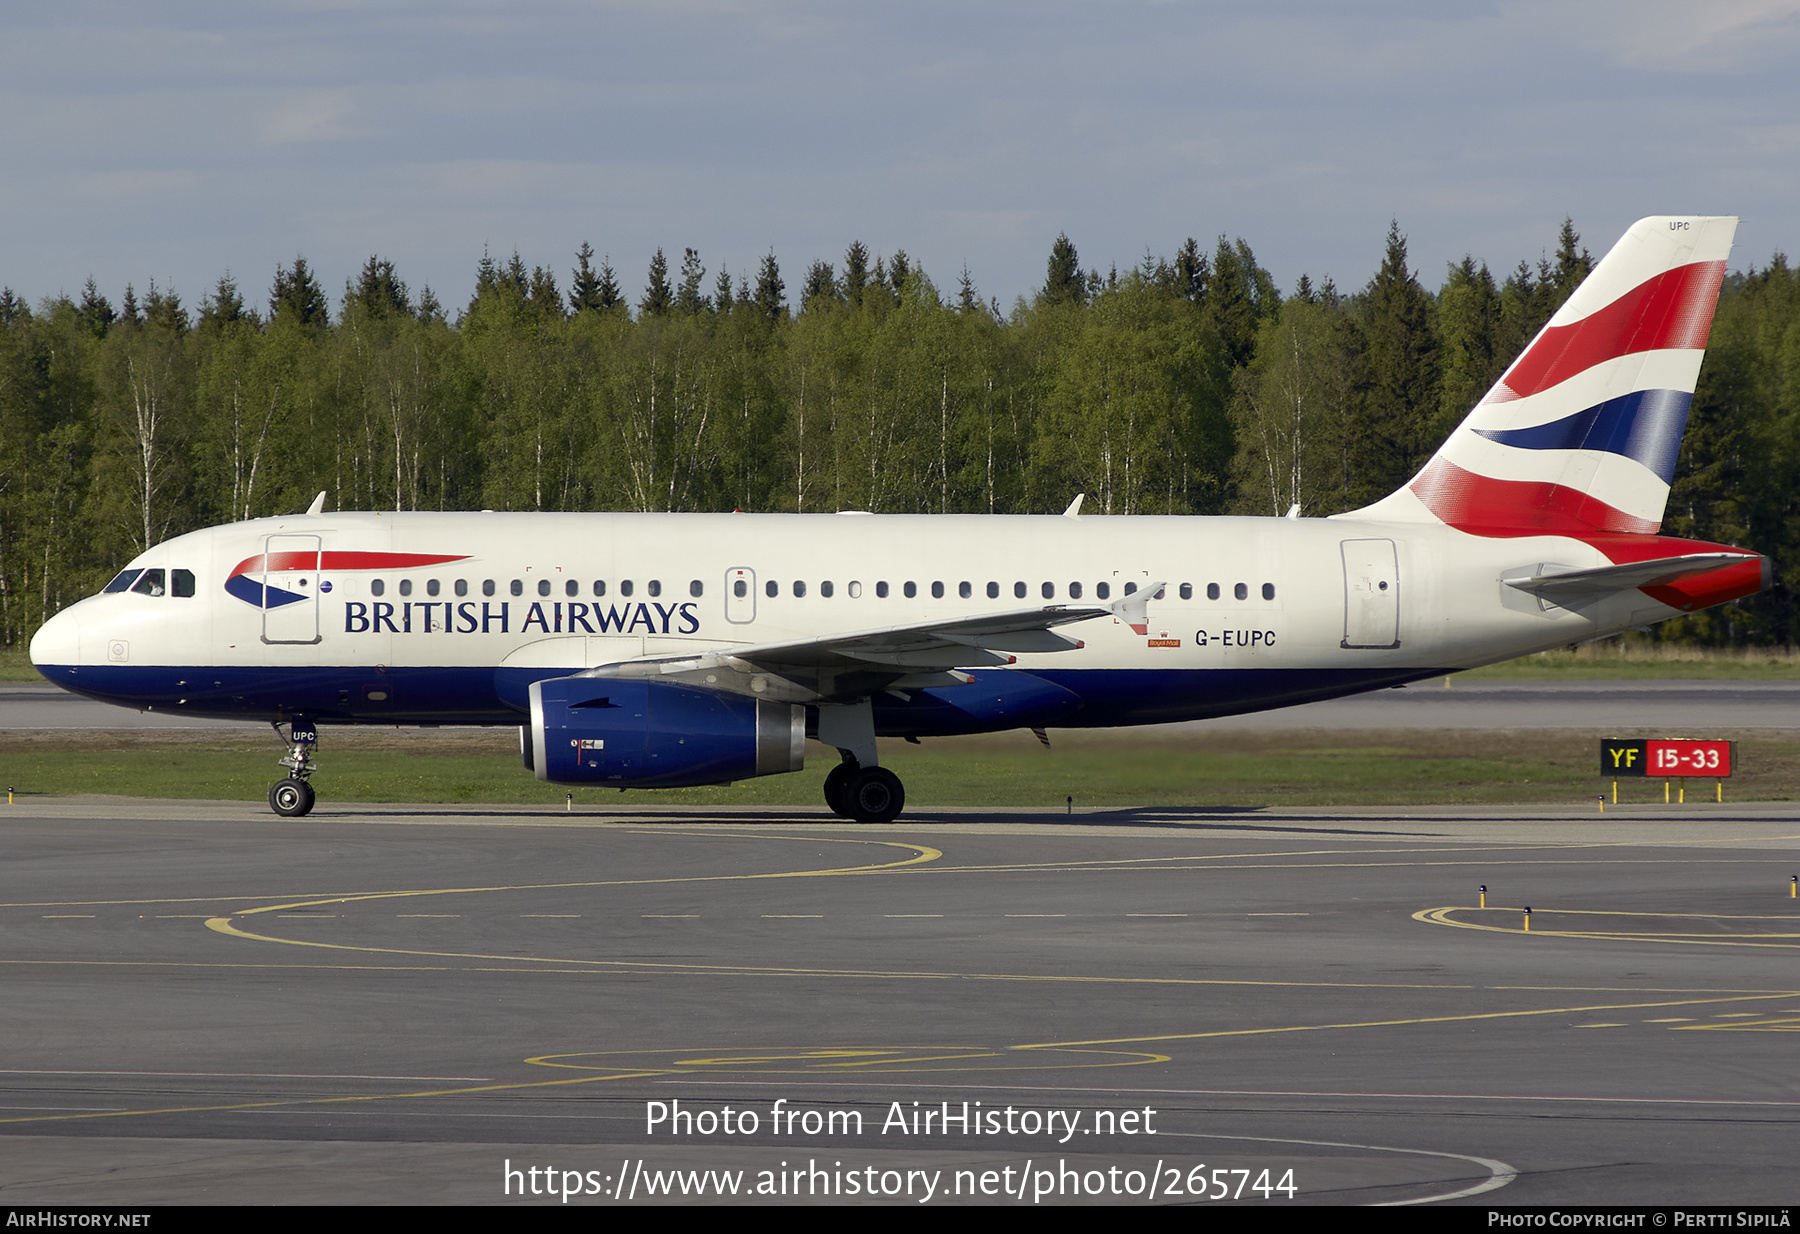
5;796;1800;1205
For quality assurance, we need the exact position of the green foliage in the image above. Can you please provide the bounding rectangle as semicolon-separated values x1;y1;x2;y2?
1;220;1795;656
1041;234;1085;307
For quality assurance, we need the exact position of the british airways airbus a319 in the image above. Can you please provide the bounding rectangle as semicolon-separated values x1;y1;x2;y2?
29;217;1768;822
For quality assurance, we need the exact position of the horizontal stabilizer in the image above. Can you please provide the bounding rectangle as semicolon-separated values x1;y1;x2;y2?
1503;553;1756;603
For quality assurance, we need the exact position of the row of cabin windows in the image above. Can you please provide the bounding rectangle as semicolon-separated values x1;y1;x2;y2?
101;566;1276;606
368;578;707;599
356;576;1279;603
103;568;196;598
754;580;1277;601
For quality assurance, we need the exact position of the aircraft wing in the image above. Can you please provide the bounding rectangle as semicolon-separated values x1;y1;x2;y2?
1503;554;1759;606
576;586;1162;704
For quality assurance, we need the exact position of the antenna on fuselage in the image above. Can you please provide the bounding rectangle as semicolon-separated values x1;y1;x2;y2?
304;491;327;516
1062;493;1084;518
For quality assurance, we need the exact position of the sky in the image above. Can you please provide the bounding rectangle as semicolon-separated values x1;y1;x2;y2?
4;0;1798;316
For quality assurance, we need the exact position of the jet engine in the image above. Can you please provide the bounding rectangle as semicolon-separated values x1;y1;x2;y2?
524;676;805;788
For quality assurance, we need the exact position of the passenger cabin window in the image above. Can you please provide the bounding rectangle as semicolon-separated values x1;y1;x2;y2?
1179;583;1193;600
537;579;551;596
1206;583;1220;600
848;581;862;598
648;580;661;597
1235;582;1248;600
1263;583;1276;600
621;580;634;597
793;580;807;598
986;582;999;599
1069;582;1082;599
593;580;606;597
566;579;578;597
690;580;704;597
1096;582;1110;600
876;581;889;598
904;582;917;598
371;579;386;597
820;581;834;598
510;579;523;597
483;579;496;597
959;581;972;599
1014;581;1027;599
766;580;778;598
1042;582;1054;599
734;580;748;598
427;579;441;597
931;582;944;599
399;579;413;597
455;579;468;597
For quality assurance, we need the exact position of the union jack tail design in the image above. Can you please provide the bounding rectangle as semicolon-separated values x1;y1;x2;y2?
1354;216;1736;538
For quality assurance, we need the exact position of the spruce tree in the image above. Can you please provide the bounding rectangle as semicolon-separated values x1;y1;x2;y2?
350;256;410;319
675;248;710;315
569;242;604;314
1173;238;1209;304
800;260;837;308
270;257;329;326
197;273;248;331
143;280;187;333
842;242;871;306
640;248;672;317
77;278;116;337
529;265;564;321
888;249;912;297
754;250;786;322
597;257;623;311
1355;221;1440;500
957;266;978;314
1042;234;1084;306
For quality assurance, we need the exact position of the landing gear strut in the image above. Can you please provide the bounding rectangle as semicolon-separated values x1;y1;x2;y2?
269;718;318;817
815;701;907;824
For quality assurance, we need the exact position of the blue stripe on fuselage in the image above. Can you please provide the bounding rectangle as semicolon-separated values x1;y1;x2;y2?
39;663;1457;731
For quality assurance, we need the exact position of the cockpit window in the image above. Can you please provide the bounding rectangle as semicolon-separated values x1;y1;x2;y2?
103;569;143;594
172;569;195;598
130;568;167;597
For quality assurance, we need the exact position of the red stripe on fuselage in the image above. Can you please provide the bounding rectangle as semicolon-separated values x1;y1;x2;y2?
1490;260;1725;401
228;551;470;578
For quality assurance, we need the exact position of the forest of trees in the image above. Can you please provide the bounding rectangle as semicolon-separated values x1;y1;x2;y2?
0;221;1795;653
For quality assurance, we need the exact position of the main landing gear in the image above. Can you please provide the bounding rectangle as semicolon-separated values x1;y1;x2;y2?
823;757;905;825
816;700;905;824
269;718;318;817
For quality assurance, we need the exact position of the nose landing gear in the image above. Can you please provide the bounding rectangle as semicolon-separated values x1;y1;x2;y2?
269;719;318;817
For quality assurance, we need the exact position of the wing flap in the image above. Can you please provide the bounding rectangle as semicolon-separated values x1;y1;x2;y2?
574;596;1149;703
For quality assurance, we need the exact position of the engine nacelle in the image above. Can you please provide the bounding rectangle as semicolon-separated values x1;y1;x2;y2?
525;676;805;788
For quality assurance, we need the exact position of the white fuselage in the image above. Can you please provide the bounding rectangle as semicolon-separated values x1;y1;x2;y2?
29;509;1684;731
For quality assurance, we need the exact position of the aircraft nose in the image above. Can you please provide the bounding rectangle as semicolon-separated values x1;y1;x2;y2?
28;606;81;680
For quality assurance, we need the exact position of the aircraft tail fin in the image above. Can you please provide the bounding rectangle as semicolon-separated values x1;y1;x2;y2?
1348;216;1736;538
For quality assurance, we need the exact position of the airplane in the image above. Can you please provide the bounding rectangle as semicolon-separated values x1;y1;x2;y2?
28;216;1767;823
